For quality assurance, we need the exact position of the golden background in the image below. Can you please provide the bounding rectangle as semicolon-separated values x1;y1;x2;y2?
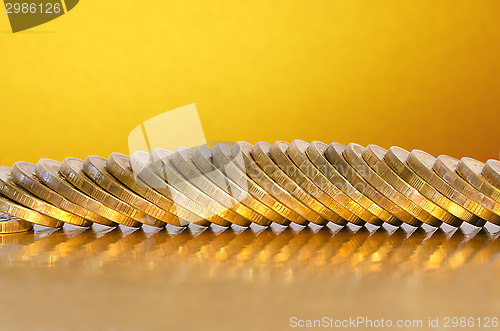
1;0;500;166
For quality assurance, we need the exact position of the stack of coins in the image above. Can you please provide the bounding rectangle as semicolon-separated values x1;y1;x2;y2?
1;140;500;236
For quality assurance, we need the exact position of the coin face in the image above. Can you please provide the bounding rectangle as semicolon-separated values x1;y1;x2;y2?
483;160;500;189
325;142;402;226
407;150;487;227
60;158;142;228
457;157;500;202
11;161;110;227
433;155;500;225
0;212;33;234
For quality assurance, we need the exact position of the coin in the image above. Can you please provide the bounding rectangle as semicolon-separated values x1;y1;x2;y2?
150;149;233;227
363;144;455;227
231;142;311;226
170;148;265;227
324;143;402;226
433;155;500;225
457;157;500;202
382;147;464;227
0;212;33;234
482;159;500;190
83;155;169;228
60;158;142;228
11;161;107;226
211;144;296;226
106;153;190;227
344;143;431;227
0;166;82;227
35;159;120;227
287;139;378;225
270;141;361;225
407;150;487;227
129;151;215;227
192;145;283;226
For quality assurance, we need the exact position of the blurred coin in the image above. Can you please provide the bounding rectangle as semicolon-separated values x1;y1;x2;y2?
433;155;500;225
407;150;487;227
305;141;383;226
251;142;337;226
482;159;500;190
457;157;500;202
60;158;141;228
84;156;168;228
287;139;377;225
325;143;402;226
106;153;190;227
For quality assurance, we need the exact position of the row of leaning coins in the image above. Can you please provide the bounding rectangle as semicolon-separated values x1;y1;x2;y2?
1;140;500;236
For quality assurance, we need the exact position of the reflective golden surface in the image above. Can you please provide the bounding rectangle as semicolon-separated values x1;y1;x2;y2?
0;224;499;330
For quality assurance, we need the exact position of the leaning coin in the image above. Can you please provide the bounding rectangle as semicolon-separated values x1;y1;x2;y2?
129;151;215;227
287;139;378;225
482;160;500;190
106;153;190;227
12;161;104;227
363;144;455;227
305;141;383;226
382;147;464;227
457;158;500;203
433;155;500;225
211;144;296;226
0;167;83;227
171;147;269;226
344;143;427;227
325;143;402;226
232;142;312;226
35;159;119;227
150;149;233;227
270;141;357;225
0;195;61;229
252;142;340;226
83;156;169;228
60;158;142;228
0;212;33;234
192;145;282;226
407;150;486;227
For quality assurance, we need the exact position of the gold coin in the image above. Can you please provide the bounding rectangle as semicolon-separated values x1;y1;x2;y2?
232;142;315;225
433;155;500;225
35;159;118;227
171;148;265;227
324;143;402;226
0;212;33;234
305;141;384;226
251;142;335;226
457;157;500;202
106;153;190;227
382;147;465;227
344;143;429;227
12;161;107;226
0;167;83;227
0;192;62;229
363;144;455;227
60;158;142;228
83;156;168;228
211;144;295;226
407;150;487;227
270;141;357;225
150;149;233;227
287;139;378;225
129;151;215;227
174;147;271;226
192;145;282;226
482;159;500;190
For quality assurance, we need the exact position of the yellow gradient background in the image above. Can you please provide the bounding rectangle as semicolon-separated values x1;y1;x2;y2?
1;1;500;166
